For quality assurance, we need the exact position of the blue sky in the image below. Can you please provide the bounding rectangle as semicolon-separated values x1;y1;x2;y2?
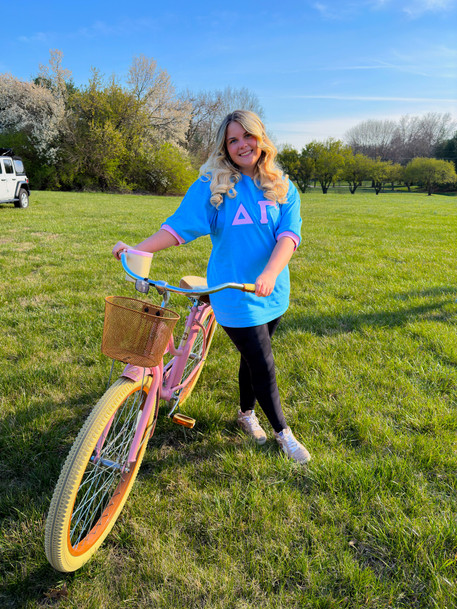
1;0;456;148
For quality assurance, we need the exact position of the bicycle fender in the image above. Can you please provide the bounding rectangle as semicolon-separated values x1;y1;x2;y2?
121;364;154;382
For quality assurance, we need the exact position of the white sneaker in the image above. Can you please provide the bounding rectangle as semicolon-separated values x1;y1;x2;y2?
237;410;267;445
274;427;311;463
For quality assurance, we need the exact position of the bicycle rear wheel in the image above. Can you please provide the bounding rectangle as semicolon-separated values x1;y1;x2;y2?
45;376;158;572
178;309;217;406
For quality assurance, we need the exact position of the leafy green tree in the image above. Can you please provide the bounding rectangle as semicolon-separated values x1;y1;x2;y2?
385;163;404;191
296;149;316;193
277;146;300;179
403;157;457;195
137;142;197;195
277;146;315;193
62;73;135;189
305;139;350;194
341;153;373;194
62;67;194;193
370;158;394;195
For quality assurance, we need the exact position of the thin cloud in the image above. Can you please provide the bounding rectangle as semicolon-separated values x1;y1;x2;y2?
76;18;155;39
312;2;361;19
390;45;457;77
287;94;457;102
18;32;50;43
16;18;156;45
404;0;456;17
370;0;456;9
314;0;456;19
319;61;430;77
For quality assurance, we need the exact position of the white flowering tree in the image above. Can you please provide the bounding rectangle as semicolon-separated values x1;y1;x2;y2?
0;50;70;163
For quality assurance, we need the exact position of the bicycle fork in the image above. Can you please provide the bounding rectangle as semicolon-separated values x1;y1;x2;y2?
92;365;162;471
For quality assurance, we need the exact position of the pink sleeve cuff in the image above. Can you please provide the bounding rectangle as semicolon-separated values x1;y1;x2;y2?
277;231;300;250
161;224;185;245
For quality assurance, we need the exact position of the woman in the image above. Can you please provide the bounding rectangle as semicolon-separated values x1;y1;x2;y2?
113;110;310;464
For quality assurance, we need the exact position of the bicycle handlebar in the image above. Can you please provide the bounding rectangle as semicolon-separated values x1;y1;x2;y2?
120;252;255;295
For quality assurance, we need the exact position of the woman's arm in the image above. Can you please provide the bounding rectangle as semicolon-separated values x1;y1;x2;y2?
255;236;296;297
112;229;179;260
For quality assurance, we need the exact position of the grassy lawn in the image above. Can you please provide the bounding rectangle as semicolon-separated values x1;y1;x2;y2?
1;188;457;608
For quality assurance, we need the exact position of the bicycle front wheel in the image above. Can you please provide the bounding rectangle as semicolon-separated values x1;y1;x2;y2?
45;376;158;572
178;309;217;406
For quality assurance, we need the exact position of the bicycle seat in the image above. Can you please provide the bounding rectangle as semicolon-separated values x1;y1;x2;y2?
179;276;210;304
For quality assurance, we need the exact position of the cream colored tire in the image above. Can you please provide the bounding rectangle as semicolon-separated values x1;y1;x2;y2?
45;377;157;572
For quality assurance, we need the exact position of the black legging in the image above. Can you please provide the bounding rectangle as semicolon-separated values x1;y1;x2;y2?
221;317;287;433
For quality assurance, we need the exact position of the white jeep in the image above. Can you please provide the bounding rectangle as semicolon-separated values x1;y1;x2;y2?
0;149;30;208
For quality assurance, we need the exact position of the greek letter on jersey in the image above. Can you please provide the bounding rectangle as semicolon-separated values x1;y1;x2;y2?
232;204;254;225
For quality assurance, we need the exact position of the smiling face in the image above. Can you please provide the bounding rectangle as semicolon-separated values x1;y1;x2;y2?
225;121;262;178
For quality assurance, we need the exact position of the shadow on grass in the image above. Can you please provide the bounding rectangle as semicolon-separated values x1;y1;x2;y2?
397;286;457;298
3;281;456;604
281;289;457;338
0;388;106;605
1;563;75;607
1;392;271;605
0;387;105;484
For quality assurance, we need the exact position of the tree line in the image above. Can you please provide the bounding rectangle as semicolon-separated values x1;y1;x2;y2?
278;130;457;197
0;51;263;194
344;114;456;164
1;51;456;196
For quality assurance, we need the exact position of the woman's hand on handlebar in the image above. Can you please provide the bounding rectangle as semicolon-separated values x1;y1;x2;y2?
255;270;276;297
112;241;130;260
254;237;295;297
113;230;179;262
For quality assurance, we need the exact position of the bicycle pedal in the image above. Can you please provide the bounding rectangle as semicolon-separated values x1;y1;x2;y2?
172;414;196;429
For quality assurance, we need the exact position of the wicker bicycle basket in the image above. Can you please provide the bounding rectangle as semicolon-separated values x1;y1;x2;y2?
102;296;180;367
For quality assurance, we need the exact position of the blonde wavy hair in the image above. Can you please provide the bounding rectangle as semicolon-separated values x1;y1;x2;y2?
199;110;289;208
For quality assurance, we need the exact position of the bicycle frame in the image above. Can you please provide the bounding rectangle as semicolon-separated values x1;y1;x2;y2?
121;299;214;461
98;253;254;466
161;302;214;401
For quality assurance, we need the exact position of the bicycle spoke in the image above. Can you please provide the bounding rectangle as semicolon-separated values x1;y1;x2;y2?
71;458;123;544
72;476;120;545
181;323;206;382
69;390;145;546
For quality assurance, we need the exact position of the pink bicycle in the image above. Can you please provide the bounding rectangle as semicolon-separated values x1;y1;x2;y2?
45;253;254;572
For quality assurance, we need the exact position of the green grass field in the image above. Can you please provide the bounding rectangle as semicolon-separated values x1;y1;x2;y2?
1;188;457;608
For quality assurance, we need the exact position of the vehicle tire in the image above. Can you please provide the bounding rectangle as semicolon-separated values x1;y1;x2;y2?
14;188;29;209
45;376;159;572
178;309;217;406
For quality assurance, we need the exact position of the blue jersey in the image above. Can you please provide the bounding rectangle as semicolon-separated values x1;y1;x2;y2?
162;174;302;328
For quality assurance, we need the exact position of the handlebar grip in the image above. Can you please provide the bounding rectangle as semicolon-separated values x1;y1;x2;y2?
242;283;256;293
